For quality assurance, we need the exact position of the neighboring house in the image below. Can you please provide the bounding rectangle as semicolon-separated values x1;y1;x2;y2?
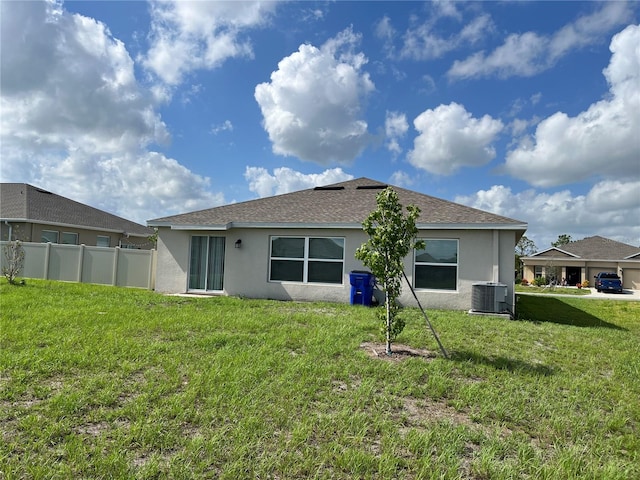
0;183;154;249
521;236;640;289
148;178;527;311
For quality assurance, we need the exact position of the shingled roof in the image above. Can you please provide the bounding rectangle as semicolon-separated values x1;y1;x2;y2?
1;183;152;237
148;177;526;230
539;236;640;261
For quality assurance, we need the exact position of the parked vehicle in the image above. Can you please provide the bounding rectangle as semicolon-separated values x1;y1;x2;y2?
594;272;623;293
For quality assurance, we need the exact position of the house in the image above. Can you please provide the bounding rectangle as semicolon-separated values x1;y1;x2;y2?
148;178;527;311
521;236;640;289
0;183;154;249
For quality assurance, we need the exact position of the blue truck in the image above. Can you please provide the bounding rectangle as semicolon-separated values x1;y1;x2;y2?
594;272;623;293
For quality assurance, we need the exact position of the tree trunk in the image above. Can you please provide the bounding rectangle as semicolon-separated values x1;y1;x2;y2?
385;289;392;355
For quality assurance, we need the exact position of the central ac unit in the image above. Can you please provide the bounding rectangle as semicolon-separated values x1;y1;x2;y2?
471;282;508;313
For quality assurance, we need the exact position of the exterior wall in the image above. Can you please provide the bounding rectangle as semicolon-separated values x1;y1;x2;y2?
155;226;519;311
0;222;152;249
154;228;191;293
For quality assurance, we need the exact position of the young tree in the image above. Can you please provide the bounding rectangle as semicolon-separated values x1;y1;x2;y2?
355;188;424;355
2;240;25;285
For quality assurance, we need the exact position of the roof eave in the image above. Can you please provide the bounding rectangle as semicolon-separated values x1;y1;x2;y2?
1;217;150;237
150;221;527;231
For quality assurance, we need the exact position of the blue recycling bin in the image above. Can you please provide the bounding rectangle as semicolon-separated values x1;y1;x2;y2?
349;271;375;306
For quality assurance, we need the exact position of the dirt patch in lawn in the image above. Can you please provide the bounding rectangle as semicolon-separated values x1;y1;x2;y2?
360;342;438;362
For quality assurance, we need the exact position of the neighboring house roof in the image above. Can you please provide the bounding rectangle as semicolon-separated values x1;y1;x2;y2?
527;236;640;261
0;183;152;237
148;177;527;231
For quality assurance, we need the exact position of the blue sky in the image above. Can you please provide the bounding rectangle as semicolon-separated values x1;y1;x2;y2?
1;1;639;249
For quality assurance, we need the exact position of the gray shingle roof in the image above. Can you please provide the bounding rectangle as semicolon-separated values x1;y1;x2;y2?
1;183;152;237
551;235;640;260
148;177;526;229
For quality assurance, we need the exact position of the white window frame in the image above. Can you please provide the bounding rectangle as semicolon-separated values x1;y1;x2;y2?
96;235;111;247
61;232;78;245
269;236;345;285
41;230;59;243
413;238;459;291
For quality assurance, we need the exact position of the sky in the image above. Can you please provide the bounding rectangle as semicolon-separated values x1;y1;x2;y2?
1;0;639;251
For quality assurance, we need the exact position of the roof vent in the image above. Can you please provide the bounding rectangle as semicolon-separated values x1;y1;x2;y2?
314;186;345;191
356;184;388;190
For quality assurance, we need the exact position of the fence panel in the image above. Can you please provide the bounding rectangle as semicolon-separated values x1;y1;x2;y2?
0;241;156;290
116;248;155;288
49;244;82;282
82;246;116;286
19;243;47;279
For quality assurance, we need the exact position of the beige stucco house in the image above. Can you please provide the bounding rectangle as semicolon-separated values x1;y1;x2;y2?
0;183;154;249
148;178;527;311
521;236;640;289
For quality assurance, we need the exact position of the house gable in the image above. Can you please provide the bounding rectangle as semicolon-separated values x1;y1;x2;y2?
530;247;579;259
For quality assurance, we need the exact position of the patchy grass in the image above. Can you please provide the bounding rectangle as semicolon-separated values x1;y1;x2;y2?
1;280;638;479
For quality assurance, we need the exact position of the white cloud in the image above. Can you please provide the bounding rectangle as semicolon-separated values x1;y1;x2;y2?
455;181;640;248
432;0;462;21
244;167;354;198
407;103;503;175
503;24;640;187
41;151;223;223
385;111;409;156
448;2;632;80
0;0;222;224
211;120;234;135
389;171;414;188
401;13;493;61
142;0;277;85
254;27;374;165
375;15;395;42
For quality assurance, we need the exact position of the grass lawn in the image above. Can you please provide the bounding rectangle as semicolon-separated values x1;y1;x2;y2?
1;280;638;479
515;285;591;296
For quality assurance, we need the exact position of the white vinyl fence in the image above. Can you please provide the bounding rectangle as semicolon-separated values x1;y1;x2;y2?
1;241;156;290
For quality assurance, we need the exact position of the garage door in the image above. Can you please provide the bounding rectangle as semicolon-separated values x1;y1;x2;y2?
622;269;640;290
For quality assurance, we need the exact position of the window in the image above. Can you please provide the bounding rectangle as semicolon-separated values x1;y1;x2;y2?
41;230;59;243
189;236;225;291
96;235;110;247
535;266;543;278
270;236;344;284
62;232;78;245
414;239;458;291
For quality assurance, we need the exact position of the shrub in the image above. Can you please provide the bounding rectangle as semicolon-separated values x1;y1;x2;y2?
2;240;25;285
533;276;547;287
582;280;589;288
520;278;529;286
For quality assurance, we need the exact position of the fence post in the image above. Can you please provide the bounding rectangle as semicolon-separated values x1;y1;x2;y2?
112;246;119;286
77;244;85;283
43;242;51;280
147;249;156;290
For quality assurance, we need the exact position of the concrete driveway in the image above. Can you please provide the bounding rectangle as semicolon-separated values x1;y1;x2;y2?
518;287;640;301
581;288;640;301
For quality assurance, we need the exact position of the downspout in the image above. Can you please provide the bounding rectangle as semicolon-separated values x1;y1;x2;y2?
4;221;12;241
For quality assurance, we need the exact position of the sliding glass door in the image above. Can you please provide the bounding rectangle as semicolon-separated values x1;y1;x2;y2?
189;236;225;291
